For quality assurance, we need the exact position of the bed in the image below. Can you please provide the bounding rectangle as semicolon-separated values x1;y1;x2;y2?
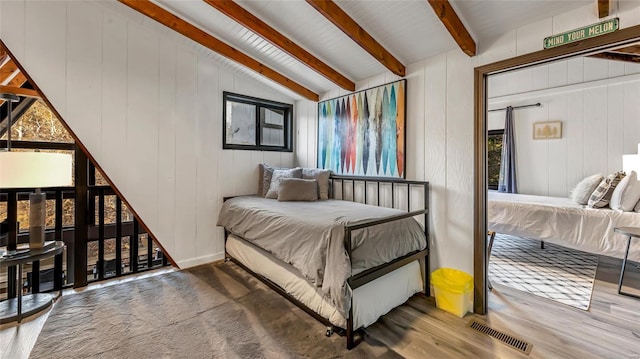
217;175;429;349
488;191;640;261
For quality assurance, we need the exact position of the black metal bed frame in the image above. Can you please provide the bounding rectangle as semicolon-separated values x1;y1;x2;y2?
223;175;430;349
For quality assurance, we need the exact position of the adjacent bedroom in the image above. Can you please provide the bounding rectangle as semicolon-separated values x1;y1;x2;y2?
486;43;640;312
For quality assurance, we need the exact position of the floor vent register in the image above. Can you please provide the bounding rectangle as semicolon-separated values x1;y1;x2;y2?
467;320;533;355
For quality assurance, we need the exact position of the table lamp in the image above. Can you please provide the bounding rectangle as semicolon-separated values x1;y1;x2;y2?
623;144;640;178
0;92;73;249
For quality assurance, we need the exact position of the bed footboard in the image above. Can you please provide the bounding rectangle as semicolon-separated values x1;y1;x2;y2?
330;175;430;349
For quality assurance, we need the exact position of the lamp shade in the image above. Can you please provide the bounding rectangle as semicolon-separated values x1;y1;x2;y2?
623;143;640;180
624;154;640;176
0;151;73;188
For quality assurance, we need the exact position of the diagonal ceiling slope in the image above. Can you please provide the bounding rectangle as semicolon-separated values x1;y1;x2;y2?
306;0;406;76
451;0;593;44
151;0;602;96
157;0;460;93
122;0;319;100
204;0;356;91
427;0;476;56
156;0;338;94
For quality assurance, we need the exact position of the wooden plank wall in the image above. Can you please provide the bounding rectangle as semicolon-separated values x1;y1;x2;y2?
488;58;640;197
295;3;640;275
0;1;295;268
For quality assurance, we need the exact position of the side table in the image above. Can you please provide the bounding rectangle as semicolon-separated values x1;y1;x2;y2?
613;227;640;299
0;241;65;324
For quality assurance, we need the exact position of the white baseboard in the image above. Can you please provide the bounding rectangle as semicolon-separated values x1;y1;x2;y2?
175;251;225;269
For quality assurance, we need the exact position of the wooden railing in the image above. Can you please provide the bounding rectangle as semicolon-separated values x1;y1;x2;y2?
1;141;171;300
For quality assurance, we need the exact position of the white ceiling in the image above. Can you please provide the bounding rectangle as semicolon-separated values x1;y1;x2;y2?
153;0;597;99
452;0;593;44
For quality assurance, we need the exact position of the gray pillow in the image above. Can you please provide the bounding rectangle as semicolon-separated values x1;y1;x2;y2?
260;163;283;197
258;164;266;197
277;178;319;202
302;168;331;200
265;168;303;199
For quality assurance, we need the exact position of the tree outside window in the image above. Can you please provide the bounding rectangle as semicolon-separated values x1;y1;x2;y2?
488;129;504;190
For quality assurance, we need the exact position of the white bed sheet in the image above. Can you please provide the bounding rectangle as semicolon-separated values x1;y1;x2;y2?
488;191;640;261
226;235;423;330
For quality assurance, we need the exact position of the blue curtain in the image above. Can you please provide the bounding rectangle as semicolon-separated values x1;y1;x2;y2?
498;106;517;193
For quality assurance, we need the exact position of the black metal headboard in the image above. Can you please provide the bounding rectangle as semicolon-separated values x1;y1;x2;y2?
328;175;429;231
329;175;428;206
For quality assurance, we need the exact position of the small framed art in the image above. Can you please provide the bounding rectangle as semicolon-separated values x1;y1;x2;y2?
533;121;562;139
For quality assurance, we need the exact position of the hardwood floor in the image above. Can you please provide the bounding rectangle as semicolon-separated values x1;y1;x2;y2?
365;255;640;358
1;257;638;358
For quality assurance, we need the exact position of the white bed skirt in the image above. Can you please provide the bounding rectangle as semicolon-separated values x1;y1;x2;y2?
226;235;423;329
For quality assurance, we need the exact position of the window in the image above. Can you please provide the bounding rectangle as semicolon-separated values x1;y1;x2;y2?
223;92;293;152
487;129;504;190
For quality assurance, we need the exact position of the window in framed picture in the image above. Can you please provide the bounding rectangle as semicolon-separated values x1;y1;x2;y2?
223;92;293;152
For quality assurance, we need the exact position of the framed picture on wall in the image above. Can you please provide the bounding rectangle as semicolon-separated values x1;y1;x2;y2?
533;121;562;139
316;79;407;178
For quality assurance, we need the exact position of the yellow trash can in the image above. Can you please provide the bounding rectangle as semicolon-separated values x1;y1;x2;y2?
431;268;473;318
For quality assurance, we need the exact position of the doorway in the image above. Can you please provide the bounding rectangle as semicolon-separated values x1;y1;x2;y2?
473;24;640;314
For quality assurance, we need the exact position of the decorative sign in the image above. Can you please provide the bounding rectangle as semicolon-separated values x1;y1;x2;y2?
544;18;619;49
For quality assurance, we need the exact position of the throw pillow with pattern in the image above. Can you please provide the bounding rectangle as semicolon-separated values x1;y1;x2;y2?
587;171;625;208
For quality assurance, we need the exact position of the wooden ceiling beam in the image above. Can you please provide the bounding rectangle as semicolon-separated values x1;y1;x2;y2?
0;59;19;84
305;0;405;77
1;66;29;106
204;0;355;91
427;0;476;56
611;44;640;55
590;52;640;63
118;0;319;101
0;85;40;99
598;0;609;18
6;72;27;89
0;47;6;64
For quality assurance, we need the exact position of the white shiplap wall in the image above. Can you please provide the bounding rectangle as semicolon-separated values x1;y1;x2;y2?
488;59;640;197
0;1;295;268
296;3;640;275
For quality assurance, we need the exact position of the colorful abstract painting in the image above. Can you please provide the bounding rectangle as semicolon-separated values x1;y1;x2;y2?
317;80;406;178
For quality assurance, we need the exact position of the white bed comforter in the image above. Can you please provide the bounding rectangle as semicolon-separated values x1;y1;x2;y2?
488;192;640;261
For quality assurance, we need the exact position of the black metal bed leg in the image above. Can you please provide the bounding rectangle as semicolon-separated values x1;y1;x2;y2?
540;241;545;250
423;255;430;295
346;308;355;349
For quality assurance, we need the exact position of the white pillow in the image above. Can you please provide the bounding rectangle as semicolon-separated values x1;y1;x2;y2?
610;171;640;211
635;198;640;212
570;174;603;205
